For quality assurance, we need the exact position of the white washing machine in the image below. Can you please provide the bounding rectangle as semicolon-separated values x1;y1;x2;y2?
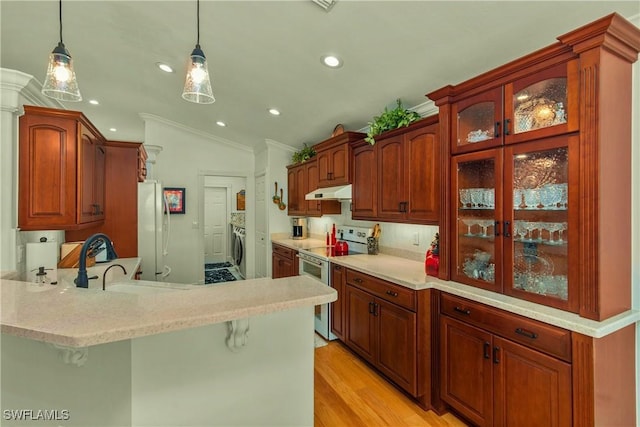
232;225;246;279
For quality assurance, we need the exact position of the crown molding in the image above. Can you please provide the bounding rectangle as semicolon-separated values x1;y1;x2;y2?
1;68;64;112
265;139;296;153
139;112;254;154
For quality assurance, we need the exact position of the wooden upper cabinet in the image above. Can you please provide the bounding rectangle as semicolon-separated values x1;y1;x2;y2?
79;126;106;224
451;61;579;155
429;14;640;321
312;131;365;188
19;105;106;231
375;117;440;224
287;159;341;217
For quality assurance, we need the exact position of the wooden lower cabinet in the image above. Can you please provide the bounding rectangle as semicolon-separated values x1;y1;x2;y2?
344;275;418;396
271;243;298;278
440;293;572;426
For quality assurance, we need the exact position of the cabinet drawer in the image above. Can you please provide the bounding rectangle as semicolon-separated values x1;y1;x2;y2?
440;293;571;362
272;244;296;260
346;270;415;311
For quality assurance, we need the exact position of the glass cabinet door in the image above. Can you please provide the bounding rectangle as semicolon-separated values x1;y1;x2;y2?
451;87;503;155
505;61;578;145
503;135;578;311
451;149;503;293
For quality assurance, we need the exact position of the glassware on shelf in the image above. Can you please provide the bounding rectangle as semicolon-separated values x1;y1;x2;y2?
462;250;494;283
459;189;471;208
462;218;476;236
483;189;495;209
523;188;540;209
470;189;484;208
514;188;524;209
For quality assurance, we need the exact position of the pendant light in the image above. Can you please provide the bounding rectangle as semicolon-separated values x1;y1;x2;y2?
41;0;82;102
182;0;215;104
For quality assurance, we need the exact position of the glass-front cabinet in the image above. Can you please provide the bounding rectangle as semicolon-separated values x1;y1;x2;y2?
451;61;578;155
452;135;578;312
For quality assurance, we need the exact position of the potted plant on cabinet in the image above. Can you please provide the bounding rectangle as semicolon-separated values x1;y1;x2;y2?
365;99;421;145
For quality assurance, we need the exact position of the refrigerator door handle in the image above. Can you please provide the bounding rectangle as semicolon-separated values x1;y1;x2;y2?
163;193;171;256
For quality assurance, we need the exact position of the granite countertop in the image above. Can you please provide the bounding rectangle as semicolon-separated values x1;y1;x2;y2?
1;258;336;348
271;237;640;338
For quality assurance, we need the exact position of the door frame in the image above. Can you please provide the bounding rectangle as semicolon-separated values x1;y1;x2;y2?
198;170;252;279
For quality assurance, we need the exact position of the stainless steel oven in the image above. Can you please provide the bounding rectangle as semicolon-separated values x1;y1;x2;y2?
298;226;372;341
298;250;334;340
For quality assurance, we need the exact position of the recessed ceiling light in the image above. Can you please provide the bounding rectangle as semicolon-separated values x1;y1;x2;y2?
89;99;99;105
156;62;174;73
109;128;117;132
216;121;226;127
269;108;281;116
321;55;342;68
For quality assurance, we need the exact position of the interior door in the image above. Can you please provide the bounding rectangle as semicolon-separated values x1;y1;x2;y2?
204;187;227;263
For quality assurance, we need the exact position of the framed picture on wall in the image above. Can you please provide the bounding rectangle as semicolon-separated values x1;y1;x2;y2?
164;187;186;214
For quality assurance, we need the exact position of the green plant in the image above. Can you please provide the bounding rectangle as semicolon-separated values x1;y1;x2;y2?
291;143;316;164
365;99;421;145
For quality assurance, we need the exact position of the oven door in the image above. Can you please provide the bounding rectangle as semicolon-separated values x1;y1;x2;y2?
298;254;336;341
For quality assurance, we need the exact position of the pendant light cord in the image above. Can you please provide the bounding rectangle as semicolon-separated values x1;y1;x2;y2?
196;0;200;47
58;0;63;44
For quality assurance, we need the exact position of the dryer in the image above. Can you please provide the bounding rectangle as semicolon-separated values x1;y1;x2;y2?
232;225;246;279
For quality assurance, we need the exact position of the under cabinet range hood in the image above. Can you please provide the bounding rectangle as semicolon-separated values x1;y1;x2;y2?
305;184;352;201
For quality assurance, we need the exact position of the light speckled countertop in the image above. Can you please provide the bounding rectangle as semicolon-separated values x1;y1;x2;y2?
1;258;336;347
272;238;639;338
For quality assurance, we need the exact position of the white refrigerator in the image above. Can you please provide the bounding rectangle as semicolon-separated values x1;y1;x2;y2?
138;181;171;281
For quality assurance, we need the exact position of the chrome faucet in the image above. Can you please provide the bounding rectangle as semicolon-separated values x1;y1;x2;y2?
74;233;118;288
102;264;127;291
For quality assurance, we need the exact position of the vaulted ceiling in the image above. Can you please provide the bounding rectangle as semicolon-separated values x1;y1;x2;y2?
2;1;638;151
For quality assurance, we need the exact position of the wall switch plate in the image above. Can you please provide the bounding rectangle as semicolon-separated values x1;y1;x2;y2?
17;245;24;263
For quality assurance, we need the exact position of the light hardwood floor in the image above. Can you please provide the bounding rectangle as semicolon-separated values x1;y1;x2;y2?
315;341;468;427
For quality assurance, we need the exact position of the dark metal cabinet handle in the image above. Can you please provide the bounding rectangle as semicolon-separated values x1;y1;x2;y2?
368;302;375;314
515;328;538;339
504;221;511;238
494;220;501;236
385;290;398;297
494;121;501;138
504;119;511;136
493;346;500;364
454;306;471;316
373;303;379;317
483;342;490;359
334;265;342;271
354;278;363;284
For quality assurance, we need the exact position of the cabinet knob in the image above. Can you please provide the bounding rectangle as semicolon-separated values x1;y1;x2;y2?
385;290;398;297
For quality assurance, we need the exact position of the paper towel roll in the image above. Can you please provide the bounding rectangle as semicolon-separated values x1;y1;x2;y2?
26;242;58;283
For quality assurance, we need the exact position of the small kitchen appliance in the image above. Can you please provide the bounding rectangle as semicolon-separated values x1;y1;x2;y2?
292;217;308;240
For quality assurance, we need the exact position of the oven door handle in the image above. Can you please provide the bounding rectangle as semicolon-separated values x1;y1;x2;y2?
296;254;324;267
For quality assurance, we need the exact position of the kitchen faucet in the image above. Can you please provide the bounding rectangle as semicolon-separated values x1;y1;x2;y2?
102;264;127;290
74;233;118;288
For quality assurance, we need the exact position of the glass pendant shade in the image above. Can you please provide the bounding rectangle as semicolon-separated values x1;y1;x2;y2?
182;45;215;104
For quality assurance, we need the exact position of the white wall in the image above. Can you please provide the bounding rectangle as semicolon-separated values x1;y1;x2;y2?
308;204;438;261
142;115;254;284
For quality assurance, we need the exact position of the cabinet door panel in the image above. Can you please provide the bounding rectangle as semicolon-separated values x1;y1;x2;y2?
493;337;572;427
317;151;331;187
377;299;417;395
93;143;106;220
405;123;439;223
440;316;493;427
377;137;404;220
345;284;376;364
352;144;377;219
503;135;579;312
306;161;321;216
452;87;504;154
18;118;77;228
330;146;348;184
79;130;97;223
451;149;503;293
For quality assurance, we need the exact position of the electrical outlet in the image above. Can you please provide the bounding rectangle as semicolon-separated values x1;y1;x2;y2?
413;233;420;246
17;245;24;263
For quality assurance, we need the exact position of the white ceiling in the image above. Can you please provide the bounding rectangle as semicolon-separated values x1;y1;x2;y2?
1;1;638;151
